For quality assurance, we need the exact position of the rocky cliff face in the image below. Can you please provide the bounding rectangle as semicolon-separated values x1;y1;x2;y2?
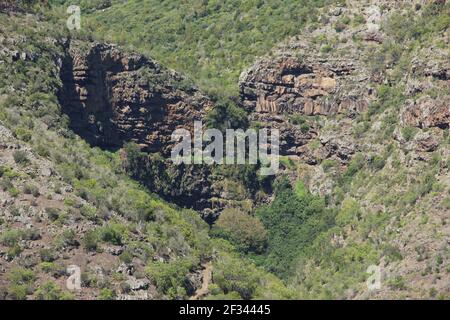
58;41;212;154
1;0;449;301
238;0;449;299
239;51;372;159
57;41;260;220
402;96;449;129
238;1;380;161
240;54;372;116
240;0;449;163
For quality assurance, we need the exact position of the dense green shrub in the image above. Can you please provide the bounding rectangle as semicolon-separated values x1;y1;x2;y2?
39;248;56;262
1;229;22;247
257;178;335;278
369;155;386;171
146;258;194;299
7;268;36;300
212;253;260;300
23;184;40;197
35;281;74;300
211;208;267;254
388;276;407;290
45;207;61;221
7;284;29;300
54;229;78;249
335;198;360;227
83;230;100;252
401;127;417;142
39;262;56;273
98;223;126;245
119;250;133;264
98;288;115;300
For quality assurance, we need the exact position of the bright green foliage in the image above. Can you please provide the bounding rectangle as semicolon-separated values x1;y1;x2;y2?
98;222;127;245
49;0;337;97
257;178;335;278
335;198;360;227
35;281;74;300
146;258;195;299
6;268;36;300
98;288;115;300
211;240;298;300
83;230;100;252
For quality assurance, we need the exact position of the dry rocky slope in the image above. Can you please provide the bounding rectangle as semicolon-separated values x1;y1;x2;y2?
0;121;214;300
239;0;449;298
0;7;216;300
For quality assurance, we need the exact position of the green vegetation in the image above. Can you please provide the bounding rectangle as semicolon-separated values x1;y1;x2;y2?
49;0;338;97
39;248;57;262
212;208;267;254
35;281;74;300
208;240;297;300
13;150;29;165
256;178;335;278
0;226;40;260
6;268;36;300
205;99;248;130
98;288;115;300
147;258;196;299
23;184;40;197
0;0;448;300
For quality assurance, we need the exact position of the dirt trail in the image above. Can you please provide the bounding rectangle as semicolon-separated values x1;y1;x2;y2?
189;262;213;300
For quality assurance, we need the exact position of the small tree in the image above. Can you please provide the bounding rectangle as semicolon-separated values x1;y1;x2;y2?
212;208;267;254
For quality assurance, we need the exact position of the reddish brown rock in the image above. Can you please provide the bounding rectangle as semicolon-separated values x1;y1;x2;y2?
58;41;212;155
239;36;374;158
240;53;372;117
401;96;449;129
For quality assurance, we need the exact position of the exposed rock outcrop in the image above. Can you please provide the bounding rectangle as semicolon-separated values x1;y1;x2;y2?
240;0;449;162
239;22;375;160
240;54;372;117
401;96;449;129
58;41;212;154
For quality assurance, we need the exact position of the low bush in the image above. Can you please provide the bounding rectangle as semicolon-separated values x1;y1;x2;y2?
7;268;36;300
35;281;74;300
13;150;29;165
39;248;56;262
98;223;126;246
23;184;40;197
83;230;100;252
98;288;115;300
146;258;194;299
45;207;61;221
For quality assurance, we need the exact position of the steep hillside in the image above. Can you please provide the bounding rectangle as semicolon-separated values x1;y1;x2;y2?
239;0;449;299
0;0;449;301
50;0;340;97
0;6;294;300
